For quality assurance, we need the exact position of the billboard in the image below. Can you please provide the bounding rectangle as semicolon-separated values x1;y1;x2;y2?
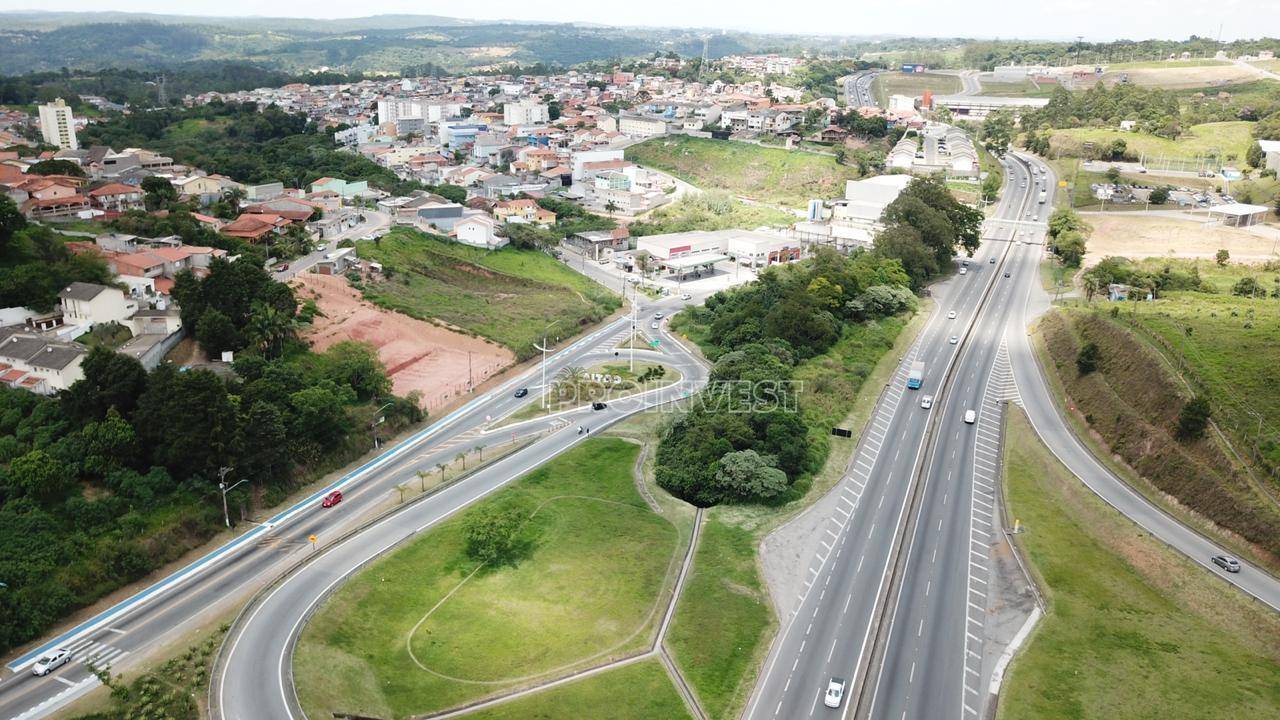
901;63;927;73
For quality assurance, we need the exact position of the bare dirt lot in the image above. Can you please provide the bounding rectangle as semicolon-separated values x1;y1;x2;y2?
1096;65;1262;89
294;273;514;410
1083;213;1280;266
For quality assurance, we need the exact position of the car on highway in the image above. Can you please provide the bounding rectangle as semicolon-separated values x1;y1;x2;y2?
920;395;933;410
964;409;977;424
949;335;959;344
1212;554;1241;573
959;267;968;275
592;402;608;411
654;312;664;319
989;257;996;264
947;310;958;319
680;293;692;300
824;677;846;708
321;490;343;508
1003;272;1011;278
514;388;529;398
31;648;71;676
650;322;659;329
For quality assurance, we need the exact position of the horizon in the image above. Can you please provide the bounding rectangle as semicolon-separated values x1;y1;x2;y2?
0;3;1276;43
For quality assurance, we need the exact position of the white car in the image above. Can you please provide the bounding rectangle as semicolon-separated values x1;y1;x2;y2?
654;312;665;319
947;310;958;320
949;335;959;344
824;677;846;708
32;648;71;676
964;409;977;424
920;395;933;410
650;322;659;330
680;293;692;301
959;267;968;275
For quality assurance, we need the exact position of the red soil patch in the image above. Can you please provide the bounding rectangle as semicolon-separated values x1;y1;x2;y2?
294;273;514;410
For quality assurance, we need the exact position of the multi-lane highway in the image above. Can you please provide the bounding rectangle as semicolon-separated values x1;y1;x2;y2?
844;71;880;108
0;293;706;720
745;152;1041;720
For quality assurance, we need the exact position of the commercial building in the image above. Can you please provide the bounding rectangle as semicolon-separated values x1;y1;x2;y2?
1210;203;1270;227
38;98;78;150
930;95;1049;120
618;114;669;138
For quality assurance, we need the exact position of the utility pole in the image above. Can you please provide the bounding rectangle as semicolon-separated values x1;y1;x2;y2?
631;284;638;373
217;466;247;528
371;401;393;449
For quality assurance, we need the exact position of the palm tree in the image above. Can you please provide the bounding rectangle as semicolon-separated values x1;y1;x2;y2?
554;366;588;403
436;462;447;481
604;200;620;215
476;444;486;462
396;482;409;503
246;301;296;358
456;452;467;471
416;470;429;492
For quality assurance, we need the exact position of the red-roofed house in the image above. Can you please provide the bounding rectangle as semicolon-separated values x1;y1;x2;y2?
88;183;144;213
493;198;556;227
221;213;292;242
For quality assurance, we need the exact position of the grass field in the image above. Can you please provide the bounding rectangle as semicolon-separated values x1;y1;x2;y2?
464;659;692;720
1049;121;1255;164
355;229;619;359
666;514;774;719
971;79;1058;98
293;439;682;719
1105;58;1231;70
998;407;1280;720
624;136;862;208
872;71;961;104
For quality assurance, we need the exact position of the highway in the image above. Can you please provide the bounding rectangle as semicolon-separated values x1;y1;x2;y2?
212;315;706;720
0;291;705;720
844;71;880;108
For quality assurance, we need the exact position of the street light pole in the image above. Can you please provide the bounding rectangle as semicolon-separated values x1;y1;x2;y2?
371;401;393;449
217;466;248;528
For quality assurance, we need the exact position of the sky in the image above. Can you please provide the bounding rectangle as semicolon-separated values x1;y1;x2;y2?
0;0;1274;41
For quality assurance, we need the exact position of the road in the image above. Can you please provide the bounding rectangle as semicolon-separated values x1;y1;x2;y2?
212;315;706;720
744;151;1040;720
843;71;880;108
273;208;392;281
0;289;704;720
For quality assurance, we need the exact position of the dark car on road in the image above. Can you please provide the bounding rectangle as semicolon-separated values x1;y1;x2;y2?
1212;554;1241;572
321;490;343;508
1003;272;1011;278
514;388;528;398
592;402;607;410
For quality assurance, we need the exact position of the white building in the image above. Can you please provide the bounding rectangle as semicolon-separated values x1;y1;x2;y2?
0;327;87;393
38;98;78;150
503;100;550;126
453;215;508;249
58;282;138;332
618;114;669;138
888;94;917;112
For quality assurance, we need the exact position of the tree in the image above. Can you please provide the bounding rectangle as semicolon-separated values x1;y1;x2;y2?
26;159;85;177
1232;276;1266;298
1050;230;1087;268
1247;141;1264;169
1176;395;1212;440
6;449;75;506
714;449;789;500
244;300;295;359
1076;341;1101;375
60;346;148;424
140;176;177;210
981;109;1015;156
1105;166;1122;184
195;307;240;356
981;172;1001;203
1216;248;1230;266
0;195;26;251
238;402;291;487
463;505;524;564
1148;186;1170;205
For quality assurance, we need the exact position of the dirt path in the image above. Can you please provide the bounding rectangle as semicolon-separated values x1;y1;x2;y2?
294;273;514;410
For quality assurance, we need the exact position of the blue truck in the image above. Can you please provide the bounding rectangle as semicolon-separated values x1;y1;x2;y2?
907;361;925;390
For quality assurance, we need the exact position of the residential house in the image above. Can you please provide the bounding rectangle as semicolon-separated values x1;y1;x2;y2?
453;215;508;249
221;213;293;242
0;327;87;393
494;198;555;226
58;281;138;331
88;182;144;213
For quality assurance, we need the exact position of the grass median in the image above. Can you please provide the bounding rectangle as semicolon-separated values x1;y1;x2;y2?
293;438;682;719
464;659;692;720
998;407;1280;720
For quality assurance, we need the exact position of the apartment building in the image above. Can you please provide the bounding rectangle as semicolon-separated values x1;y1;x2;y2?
37;98;78;150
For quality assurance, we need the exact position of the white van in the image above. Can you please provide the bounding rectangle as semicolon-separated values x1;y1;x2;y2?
964;410;977;424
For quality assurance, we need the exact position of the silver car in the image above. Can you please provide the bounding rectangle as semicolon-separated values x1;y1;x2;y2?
32;648;71;676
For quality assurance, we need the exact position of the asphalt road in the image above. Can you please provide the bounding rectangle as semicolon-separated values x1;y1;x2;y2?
844;71;880;108
272;208;392;281
744;157;1037;720
212;316;707;720
0;294;704;720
